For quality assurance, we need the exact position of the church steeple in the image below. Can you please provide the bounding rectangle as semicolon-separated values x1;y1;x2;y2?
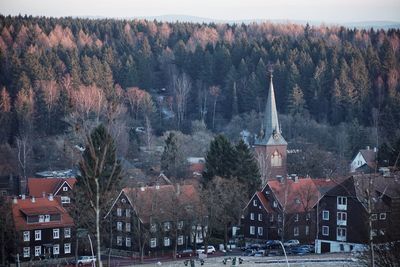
256;71;287;145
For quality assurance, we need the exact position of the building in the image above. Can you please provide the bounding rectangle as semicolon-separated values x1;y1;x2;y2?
11;195;75;261
0;174;21;196
254;73;287;182
315;173;400;253
105;184;204;255
350;146;377;173
242;176;320;244
27;177;76;206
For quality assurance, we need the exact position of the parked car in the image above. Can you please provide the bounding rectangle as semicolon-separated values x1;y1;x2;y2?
301;244;315;253
242;249;255;256
177;249;194;258
266;244;284;256
289;245;311;255
254;251;265;257
265;240;281;248
71;256;96;266
196;245;216;254
283;239;300;247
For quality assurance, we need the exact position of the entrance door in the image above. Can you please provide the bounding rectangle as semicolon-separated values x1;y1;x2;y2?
321;242;330;253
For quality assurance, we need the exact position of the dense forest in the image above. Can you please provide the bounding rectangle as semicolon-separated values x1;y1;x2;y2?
0;15;399;176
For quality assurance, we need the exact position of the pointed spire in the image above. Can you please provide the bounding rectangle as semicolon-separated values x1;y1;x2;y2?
264;73;280;137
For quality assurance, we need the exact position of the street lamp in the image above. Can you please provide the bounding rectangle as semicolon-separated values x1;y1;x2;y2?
277;240;289;267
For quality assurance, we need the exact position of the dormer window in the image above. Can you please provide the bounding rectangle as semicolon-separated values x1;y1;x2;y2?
63;186;68;192
45;215;50;222
39;215;44;222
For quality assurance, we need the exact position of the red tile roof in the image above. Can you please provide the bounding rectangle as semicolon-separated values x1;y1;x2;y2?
267;177;320;213
28;178;76;197
256;191;273;213
121;184;200;224
12;197;74;231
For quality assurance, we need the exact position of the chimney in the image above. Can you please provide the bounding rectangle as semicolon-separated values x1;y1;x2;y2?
366;146;370;150
294;176;299;183
176;184;181;195
276;175;283;183
140;186;145;192
48;193;54;201
31;196;36;203
13;197;18;204
374;147;377;153
155;184;160;190
42;192;46;198
21;194;26;200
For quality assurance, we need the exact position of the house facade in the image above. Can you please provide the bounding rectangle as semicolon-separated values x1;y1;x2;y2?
27;177;76;206
350;147;377;173
105;184;204;255
242;176;320;244
315;174;399;253
11;195;75;261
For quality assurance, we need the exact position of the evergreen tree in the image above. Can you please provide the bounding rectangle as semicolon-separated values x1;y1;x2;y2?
203;134;236;184
234;139;261;197
160;132;185;179
76;124;122;267
288;84;307;116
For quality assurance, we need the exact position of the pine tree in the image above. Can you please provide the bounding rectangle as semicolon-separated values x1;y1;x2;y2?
234;139;261;197
288;84;307;116
76;124;122;267
161;132;181;179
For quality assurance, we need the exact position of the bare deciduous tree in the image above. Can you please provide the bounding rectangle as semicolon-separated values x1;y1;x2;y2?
172;73;191;129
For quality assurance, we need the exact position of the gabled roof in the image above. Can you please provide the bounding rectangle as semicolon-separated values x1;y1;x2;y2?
28;177;76;197
109;184;200;224
359;149;376;164
243;191;273;213
312;178;344;195
12;197;74;231
267;177;320;213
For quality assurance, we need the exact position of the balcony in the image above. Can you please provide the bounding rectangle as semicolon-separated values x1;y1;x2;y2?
337;219;347;226
337;204;347;211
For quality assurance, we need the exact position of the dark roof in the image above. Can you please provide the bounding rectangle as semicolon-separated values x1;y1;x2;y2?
312;178;345;195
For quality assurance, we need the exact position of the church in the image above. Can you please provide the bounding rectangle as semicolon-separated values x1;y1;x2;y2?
254;72;287;184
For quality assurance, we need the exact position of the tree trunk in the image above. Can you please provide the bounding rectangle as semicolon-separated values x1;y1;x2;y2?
95;179;103;267
212;99;217;129
75;236;79;267
224;224;228;250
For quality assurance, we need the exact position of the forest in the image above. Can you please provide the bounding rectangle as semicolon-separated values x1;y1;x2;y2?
0;15;399;177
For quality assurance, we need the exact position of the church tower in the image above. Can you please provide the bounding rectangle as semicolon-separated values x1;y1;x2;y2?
254;72;287;183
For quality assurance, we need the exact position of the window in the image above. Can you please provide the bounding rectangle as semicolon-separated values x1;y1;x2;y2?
278;228;283;236
250;226;255;235
63;186;68;191
178;235;184;245
371;214;378;220
126;237;131;247
164;222;171;231
117;208;122;217
322;210;329;220
270;214;274;222
294;214;299;222
177;221;184;230
64;243;71;254
337;228;347;241
337;212;347;226
372;229;378;237
45;214;50;222
53;244;60;255
35;230;41;241
322;226;329;236
126;223;131;232
23;247;30;258
53;229;60;239
164;237;170;246
150;238;157;248
250;213;254;220
253;200;257;206
23;231;30;242
295;198;301;204
337;197;347;210
258;214;262;221
117;236;122;246
273;201;278;208
305;225;309;235
294;226;299;236
126;209;131;217
271;150;282;167
64;228;71;238
117;222;122;231
35;246;41;257
150;223;157;232
379;213;386;220
258;227;263;236
306;213;311;221
39;215;44;222
61;196;70;204
278;214;282;222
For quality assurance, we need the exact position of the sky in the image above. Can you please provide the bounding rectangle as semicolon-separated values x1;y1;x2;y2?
1;0;400;23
